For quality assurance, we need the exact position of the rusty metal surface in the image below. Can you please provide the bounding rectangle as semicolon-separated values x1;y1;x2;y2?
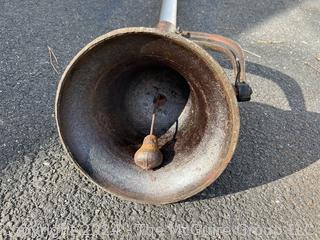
55;27;240;204
156;20;176;32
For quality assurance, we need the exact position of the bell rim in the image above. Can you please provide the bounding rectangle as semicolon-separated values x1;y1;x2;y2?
55;27;240;204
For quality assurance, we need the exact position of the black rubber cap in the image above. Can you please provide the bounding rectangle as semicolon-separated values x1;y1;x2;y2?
235;82;253;102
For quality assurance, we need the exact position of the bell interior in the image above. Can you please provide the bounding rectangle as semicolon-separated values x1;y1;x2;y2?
56;29;238;203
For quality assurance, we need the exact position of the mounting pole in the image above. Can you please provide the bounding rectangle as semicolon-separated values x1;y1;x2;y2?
157;0;177;32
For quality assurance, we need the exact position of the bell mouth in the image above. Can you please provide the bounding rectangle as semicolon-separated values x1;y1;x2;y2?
94;57;192;158
56;28;239;204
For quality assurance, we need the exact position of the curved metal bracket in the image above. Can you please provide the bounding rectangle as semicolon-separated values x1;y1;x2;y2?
181;31;253;102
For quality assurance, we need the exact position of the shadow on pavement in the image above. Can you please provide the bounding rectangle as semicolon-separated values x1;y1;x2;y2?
189;61;320;201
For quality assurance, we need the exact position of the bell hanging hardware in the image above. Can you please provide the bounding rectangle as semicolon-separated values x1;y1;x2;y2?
55;0;253;204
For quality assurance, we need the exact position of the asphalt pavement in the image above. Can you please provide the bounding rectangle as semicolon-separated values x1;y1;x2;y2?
0;0;320;239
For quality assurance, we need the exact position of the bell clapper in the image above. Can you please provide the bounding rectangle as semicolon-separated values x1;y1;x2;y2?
134;94;166;170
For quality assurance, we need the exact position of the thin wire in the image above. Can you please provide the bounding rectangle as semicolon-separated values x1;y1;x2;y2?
149;94;166;136
150;113;156;135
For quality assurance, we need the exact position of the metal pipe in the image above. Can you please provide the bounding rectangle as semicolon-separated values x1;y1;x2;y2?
158;0;177;31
